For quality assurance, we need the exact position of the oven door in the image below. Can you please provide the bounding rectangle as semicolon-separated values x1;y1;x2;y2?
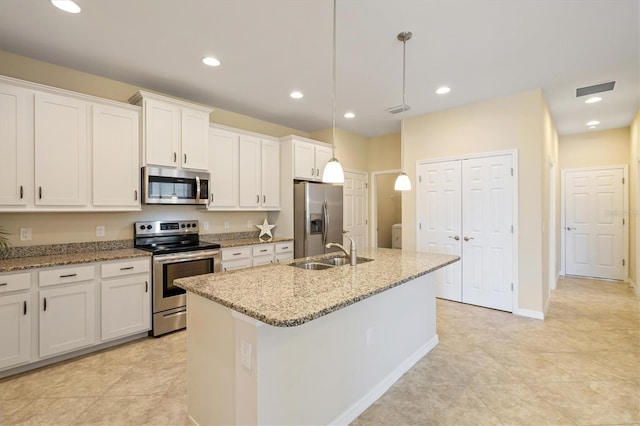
152;249;221;313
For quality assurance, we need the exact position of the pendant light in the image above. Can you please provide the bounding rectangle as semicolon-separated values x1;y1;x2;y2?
394;31;412;191
322;0;345;184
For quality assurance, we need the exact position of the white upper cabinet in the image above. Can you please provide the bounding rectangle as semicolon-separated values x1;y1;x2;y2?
209;125;280;211
130;91;212;171
34;92;88;206
0;83;32;206
209;127;239;208
292;138;332;182
92;104;140;208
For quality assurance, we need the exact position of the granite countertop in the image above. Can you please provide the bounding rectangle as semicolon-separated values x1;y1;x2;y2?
175;248;459;327
212;237;294;249
0;249;151;273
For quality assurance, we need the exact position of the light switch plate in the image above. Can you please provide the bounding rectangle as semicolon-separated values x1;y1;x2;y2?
96;225;105;238
19;228;32;241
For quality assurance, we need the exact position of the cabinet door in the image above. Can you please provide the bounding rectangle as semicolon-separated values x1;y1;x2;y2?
314;145;333;181
222;258;252;272
181;107;209;170
0;83;31;206
92;104;140;207
101;275;150;341
144;98;180;167
209;128;239;208
252;255;274;267
34;92;88;206
261;139;280;209
293;141;315;180
239;135;261;208
0;293;31;370
39;283;96;357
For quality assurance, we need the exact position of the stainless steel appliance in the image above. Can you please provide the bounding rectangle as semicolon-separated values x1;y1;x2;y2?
134;220;221;336
142;166;210;205
294;181;344;258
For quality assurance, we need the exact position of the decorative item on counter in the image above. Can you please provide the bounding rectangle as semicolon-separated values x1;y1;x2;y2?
256;218;276;239
0;226;10;253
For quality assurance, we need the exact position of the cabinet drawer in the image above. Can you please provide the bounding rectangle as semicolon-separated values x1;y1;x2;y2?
0;272;30;293
222;247;251;261
275;242;293;253
252;244;274;257
39;265;95;287
101;258;150;278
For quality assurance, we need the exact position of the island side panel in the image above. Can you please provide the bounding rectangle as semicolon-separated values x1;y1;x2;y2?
249;273;437;425
186;293;237;426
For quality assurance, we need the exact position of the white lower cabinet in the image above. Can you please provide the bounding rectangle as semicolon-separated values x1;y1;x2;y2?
252;244;275;267
221;242;293;271
0;292;31;370
39;282;96;358
222;246;252;272
275;242;294;263
100;258;151;341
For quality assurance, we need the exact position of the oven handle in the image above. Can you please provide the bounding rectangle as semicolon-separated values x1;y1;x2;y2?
153;250;221;263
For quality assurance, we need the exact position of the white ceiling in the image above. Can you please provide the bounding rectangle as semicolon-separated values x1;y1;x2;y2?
0;0;638;138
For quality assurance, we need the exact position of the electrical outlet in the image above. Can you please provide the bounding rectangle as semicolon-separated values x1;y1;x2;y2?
96;225;105;237
224;220;230;229
240;340;252;371
247;220;254;229
202;221;210;231
19;228;32;241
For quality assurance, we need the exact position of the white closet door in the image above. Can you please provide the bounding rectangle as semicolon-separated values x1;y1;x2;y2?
565;168;625;280
343;171;368;249
417;160;462;302
461;155;514;311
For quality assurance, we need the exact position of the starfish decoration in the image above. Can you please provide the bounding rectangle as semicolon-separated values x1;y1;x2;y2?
256;218;276;239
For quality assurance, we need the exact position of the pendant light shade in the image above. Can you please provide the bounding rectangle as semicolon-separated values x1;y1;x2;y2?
394;172;412;191
321;0;345;184
395;31;412;191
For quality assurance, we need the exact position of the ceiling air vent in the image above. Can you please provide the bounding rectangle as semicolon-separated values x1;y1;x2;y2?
576;81;615;97
386;104;411;114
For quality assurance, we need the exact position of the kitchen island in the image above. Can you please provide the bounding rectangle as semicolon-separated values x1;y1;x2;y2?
175;248;458;426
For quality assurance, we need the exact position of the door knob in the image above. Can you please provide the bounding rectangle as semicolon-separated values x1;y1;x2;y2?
448;235;460;241
463;236;474;241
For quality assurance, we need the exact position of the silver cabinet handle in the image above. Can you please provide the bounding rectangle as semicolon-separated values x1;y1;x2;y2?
39;186;42;199
145;281;148;293
23;300;27;315
256;195;259;204
43;297;47;311
134;190;138;201
20;185;23;199
448;236;460;241
316;168;319;177
120;266;134;271
210;193;213;202
311;168;314;176
566;227;575;231
60;273;77;278
0;282;7;287
173;152;177;163
184;153;187;164
263;195;266;203
463;236;474;241
233;252;242;256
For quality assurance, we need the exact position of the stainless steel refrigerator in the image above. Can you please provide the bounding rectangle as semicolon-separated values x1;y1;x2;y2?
294;182;344;258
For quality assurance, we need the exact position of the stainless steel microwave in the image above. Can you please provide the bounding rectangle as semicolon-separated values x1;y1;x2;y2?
142;167;209;205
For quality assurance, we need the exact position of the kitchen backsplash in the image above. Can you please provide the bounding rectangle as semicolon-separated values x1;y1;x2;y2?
0;231;261;260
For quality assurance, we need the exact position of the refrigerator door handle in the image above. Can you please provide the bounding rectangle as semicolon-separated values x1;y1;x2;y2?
323;201;329;246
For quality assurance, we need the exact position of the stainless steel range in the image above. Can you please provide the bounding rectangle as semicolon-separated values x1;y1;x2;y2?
134;220;221;336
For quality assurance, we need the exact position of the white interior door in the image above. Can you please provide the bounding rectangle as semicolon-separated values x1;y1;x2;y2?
343;171;368;248
417;161;462;301
461;155;514;311
565;168;625;280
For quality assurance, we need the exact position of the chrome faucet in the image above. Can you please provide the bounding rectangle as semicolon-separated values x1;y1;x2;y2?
325;235;357;266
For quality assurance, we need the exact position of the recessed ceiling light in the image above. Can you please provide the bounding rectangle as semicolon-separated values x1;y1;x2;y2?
435;86;451;95
290;91;303;99
586;120;600;126
585;96;602;104
344;112;355;119
51;0;81;13
202;56;221;67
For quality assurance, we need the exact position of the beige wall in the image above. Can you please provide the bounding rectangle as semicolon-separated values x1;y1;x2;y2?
0;50;311;246
629;109;640;295
368;133;401;171
559;127;630;169
309;128;369;172
403;89;545;313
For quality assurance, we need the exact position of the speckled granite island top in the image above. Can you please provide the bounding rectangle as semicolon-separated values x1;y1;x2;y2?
175;248;459;327
0;249;151;272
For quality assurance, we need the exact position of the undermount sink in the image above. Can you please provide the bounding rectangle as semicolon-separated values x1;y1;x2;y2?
292;262;336;270
291;256;374;270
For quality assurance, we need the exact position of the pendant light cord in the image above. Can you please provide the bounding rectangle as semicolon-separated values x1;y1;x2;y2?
331;0;337;159
401;35;406;173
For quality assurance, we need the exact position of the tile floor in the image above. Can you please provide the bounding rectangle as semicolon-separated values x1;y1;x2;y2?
0;276;638;425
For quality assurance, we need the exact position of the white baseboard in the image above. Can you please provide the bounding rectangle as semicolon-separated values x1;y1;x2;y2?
513;307;544;320
543;295;552;317
330;334;440;426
